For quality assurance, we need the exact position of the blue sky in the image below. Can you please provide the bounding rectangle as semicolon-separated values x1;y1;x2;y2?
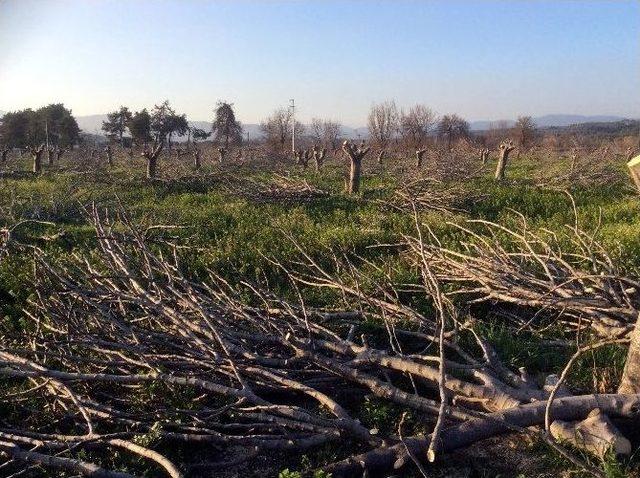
0;0;638;126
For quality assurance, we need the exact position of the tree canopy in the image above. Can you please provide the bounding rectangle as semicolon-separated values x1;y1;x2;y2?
102;106;132;145
0;104;80;148
212;101;243;147
128;109;152;146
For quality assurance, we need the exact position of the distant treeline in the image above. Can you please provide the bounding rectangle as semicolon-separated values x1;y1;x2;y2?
542;119;640;139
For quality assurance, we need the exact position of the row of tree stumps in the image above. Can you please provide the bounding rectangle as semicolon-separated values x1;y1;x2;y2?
336;139;517;195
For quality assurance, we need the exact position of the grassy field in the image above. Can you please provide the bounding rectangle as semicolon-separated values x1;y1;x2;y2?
1;148;640;477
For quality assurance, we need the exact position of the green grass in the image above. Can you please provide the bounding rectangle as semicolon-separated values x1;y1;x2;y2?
1;151;639;476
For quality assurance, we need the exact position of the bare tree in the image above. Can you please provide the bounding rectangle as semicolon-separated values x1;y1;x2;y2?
368;101;398;163
401;104;437;148
323;120;342;151
310;118;324;144
513;116;536;150
261;108;304;151
310;118;343;153
437;114;470;151
342;140;370;194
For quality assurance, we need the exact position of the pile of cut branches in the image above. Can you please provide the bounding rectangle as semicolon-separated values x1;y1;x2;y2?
221;173;329;204
377;178;486;214
1;207;639;477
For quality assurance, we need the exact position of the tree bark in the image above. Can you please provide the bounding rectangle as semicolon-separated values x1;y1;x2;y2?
142;143;163;179
193;149;201;169
495;141;515;181
342;141;369;194
349;158;362;194
550;408;631;458
30;145;44;174
326;394;640;478
619;312;640;393
416;148;427;168
105;146;113;167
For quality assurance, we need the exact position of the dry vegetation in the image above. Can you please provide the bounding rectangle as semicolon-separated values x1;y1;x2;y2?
0;109;639;478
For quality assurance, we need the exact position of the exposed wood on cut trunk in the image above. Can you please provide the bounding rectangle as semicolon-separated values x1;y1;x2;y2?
312;145;326;171
141;142;163;179
377;149;385;165
494;140;515;181
480;147;489;165
294;149;311;169
29;144;45;174
104;145;113;167
326;394;640;477
415;148;427;168
570;149;578;173
192;147;201;169
619;312;640;394
342;140;370;194
217;147;226;164
550;408;631;458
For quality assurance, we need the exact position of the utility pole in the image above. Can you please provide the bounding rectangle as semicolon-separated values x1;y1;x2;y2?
289;98;295;152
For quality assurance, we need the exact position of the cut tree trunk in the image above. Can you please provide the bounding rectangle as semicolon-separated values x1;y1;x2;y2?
494;140;515;181
56;148;65;163
480;148;489;165
312;145;326;171
415;148;427;168
104;146;113;167
342;141;370;194
192;148;201;169
30;145;45;174
550;408;631;458
326;393;640;478
619;312;640;393
142;143;163;179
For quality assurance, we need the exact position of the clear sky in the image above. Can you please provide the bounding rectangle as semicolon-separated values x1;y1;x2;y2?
0;0;638;126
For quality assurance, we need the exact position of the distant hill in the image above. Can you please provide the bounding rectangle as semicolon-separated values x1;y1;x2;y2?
469;114;627;131
544;119;639;138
